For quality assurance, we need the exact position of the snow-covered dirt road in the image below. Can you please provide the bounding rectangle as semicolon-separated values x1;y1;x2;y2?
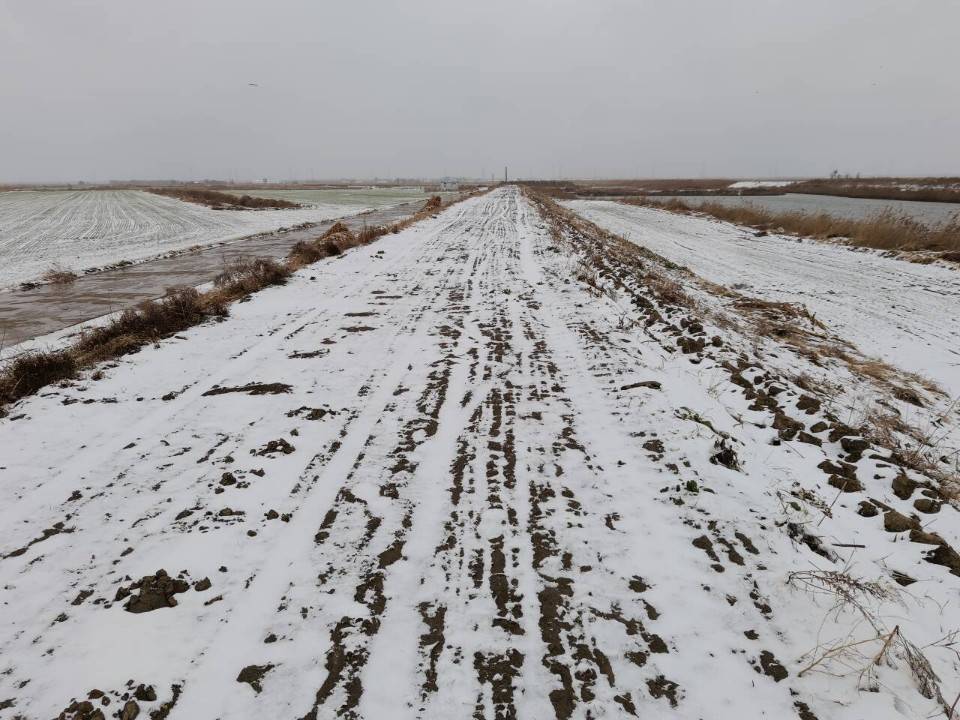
1;188;957;720
565;200;960;397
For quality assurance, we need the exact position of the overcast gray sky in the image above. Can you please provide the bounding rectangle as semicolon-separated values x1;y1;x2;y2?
2;0;958;182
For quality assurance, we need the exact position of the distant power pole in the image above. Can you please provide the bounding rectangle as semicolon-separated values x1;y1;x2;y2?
504;166;508;183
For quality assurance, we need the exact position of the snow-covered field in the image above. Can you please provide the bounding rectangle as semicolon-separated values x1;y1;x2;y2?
565;199;960;397
728;180;795;188
0;189;405;290
1;188;957;719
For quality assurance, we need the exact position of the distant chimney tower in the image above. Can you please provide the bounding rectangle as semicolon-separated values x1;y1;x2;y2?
504;166;508;183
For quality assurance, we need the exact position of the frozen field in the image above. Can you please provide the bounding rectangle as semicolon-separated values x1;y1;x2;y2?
0;189;412;289
566;199;960;397
1;188;957;719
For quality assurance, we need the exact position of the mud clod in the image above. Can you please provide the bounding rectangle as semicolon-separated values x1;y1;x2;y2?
122;570;190;613
794;700;820;720
253;438;295;456
134;685;156;702
710;439;740;470
913;498;941;514
236;664;275;694
795;395;821;414
758;650;788;681
891;570;916;586
54;699;106;720
203;382;292;396
909;528;943;545
71;589;93;606
120;700;140;720
621;380;662;391
827;475;864;493
925;543;960;576
193;577;211;592
150;683;182;718
883;510;918;533
772;412;804;441
891;472;917;500
692;535;719;562
840;437;869;457
642;439;665;454
646;675;680;707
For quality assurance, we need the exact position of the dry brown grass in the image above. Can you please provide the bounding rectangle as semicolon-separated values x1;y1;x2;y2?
209;257;291;301
627;197;960;254
287;226;358;268
791;179;960;204
0;285;234;411
646;275;693;307
789;566;957;713
287;240;330;266
0;350;78;406
149;187;300;210
322;221;350;237
862;408;912;451
41;265;79;285
285;195;442;269
356;224;388;244
74;287;219;362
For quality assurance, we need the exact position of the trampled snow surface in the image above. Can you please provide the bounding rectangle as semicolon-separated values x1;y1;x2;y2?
1;189;958;719
0;189;386;289
565;199;960;397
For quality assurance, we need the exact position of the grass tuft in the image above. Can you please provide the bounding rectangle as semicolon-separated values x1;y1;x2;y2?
0;350;78;407
211;257;291;300
41;265;79;285
74;287;213;362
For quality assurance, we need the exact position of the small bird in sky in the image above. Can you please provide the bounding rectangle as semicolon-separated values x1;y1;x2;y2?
248;82;259;87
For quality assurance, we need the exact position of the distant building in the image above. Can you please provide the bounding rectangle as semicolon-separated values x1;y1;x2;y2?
438;177;459;191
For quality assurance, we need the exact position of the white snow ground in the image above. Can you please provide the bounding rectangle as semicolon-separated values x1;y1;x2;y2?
565;199;960;398
0;188;957;720
0;189;395;290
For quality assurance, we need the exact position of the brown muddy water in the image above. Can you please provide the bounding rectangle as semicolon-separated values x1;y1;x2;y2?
0;201;422;349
